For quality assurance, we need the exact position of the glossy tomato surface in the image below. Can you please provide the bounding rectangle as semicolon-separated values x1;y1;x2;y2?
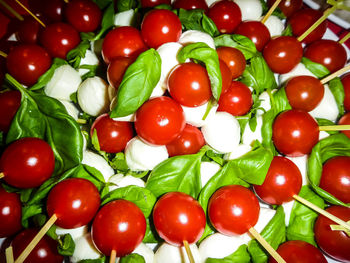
153;192;206;246
342;73;350;112
208;0;241;34
267;0;303;17
140;0;171;8
107;57;134;89
41;0;64;22
0;90;21;133
16;17;42;44
0;187;22;238
217;46;246;79
219;59;232;94
339;112;350;139
92;200;146;256
46;178;100;228
172;0;208;11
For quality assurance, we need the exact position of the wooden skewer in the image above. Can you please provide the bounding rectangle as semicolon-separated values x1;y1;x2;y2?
5;246;14;263
330;220;350;237
0;51;7;58
183;240;195;263
0;0;23;21
261;0;283;24
64;0;69;3
320;64;350;84
0;172;4;179
339;32;350;44
14;0;45;28
76;119;87;124
248;227;286;263
109;250;116;263
319;125;350;131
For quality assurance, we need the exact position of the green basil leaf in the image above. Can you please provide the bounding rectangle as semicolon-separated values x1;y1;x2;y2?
71;164;106;191
282;24;293;36
21;204;42;228
116;0;139;12
301;57;330;78
143;217;161;243
93;0;113;9
67;38;91;69
110;49;161;118
78;257;106;263
260;0;285;19
273;87;291;113
203;150;225;166
206;244;251;263
316;118;338;135
58;234;75;256
120;253;145;263
328;77;345;116
261;109;277;154
202;13;220;37
214;34;257;60
109;152;129;172
177;42;222;100
94;2;115;40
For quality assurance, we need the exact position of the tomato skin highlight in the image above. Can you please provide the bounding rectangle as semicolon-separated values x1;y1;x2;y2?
140;0;171;8
0;187;22;238
0;90;21;133
16;17;42;44
267;0;302;17
172;0;208;12
107;57;134;89
217;46;246;79
219;59;233;94
339;112;350;139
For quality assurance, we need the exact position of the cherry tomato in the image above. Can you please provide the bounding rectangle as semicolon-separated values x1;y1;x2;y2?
40;22;80;59
208;185;260;235
172;0;208;12
0;11;10;40
0;90;21;133
319;156;350;203
219;59;232;94
102;26;147;64
168;62;212;107
267;0;303;17
0;0;29;17
90;113;134;153
140;0;171;8
47;178;100;229
304;39;347;73
339;112;350;139
217;46;246;79
141;9;182;49
342;73;350;112
314;206;350;262
288;8;327;44
234;21;271;52
65;0;102;32
254;156;302;205
218;80;253;116
107;57;134;89
135;96;186;145
6;44;51;86
153;192;206;246
207;0;241;34
12;229;63;263
0;137;55;188
41;0;64;22
285;75;324;112
263;36;303;74
272;110;319;157
0;187;22;238
92;200;146;257
166;124;205;157
16;16;42;44
269;240;327;263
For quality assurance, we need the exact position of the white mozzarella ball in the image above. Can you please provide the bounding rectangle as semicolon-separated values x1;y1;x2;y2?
278;63;316;85
319;131;330;140
114;9;136;27
82;150;115;181
242;115;263;146
116;243;154;263
125;137;169;171
45;65;82;101
154;243;201;263
178;30;216;49
256;91;273;116
263;15;284;37
59;100;80;120
77;76;110;116
182;103;218;127
109;96;136;122
70;234;101;263
206;0;219;7
202;112;241;153
78;50;99;76
282;200;295;226
254;207;276;233
286;155;308;186
235;0;263;21
225;144;252;160
200;161;221;186
55;225;88;240
145;243;158;251
108;174;145;192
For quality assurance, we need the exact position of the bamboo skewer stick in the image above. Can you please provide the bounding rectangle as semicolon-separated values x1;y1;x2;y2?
0;0;23;21
261;0;283;24
5;246;14;263
183;240;195;263
319;125;350;131
339;32;350;44
0;172;4;179
0;51;7;58
14;0;45;27
109;250;116;263
321;64;350;84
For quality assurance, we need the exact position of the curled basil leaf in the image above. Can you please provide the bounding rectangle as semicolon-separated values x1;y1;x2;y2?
301;57;330;78
57;234;75;256
120;253;145;263
328;77;345;116
214;34;257;60
94;2;115;40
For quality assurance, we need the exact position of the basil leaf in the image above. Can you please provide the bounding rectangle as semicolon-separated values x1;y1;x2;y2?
273;87;291;113
67;38;91;69
71;164;106;192
177;42;222;100
21;204;42;228
94;2;115;40
58;234;75;256
316;118;338;135
282;24;293;36
206;244;251;263
143;217;161;243
287;186;325;245
116;0;139;12
328;77;345;116
260;0;285;19
93;0;113;10
301;57;330;78
110;49;161;118
214;34;257;60
120;253;145;263
261;109;277;154
202;13;220;37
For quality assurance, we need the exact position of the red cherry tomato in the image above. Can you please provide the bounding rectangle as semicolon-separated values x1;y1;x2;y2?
90;113;134;153
16;17;42;44
172;0;208;12
272;110;319;157
168;62;212;107
0;90;21;133
6;44;51;86
234;21;271;52
92;200;146;257
140;0;171;8
254;156;302;205
41;0;64;22
47;178;100;229
0;0;29;17
40;22;80;59
208;0;241;34
218;80;253;116
217;46;246;79
285;75;324;112
0;137;55;188
339;112;350;139
315;206;350;262
141;9;182;49
267;0;303;17
102;26;147;64
65;0;102;32
166;124;205;157
219;59;232;94
135;96;186;145
319;156;350;203
304;39;347;73
269;240;327;263
342;73;350;112
12;229;63;263
263;36;303;74
0;11;10;40
153;192;206;246
107;57;134;89
208;185;260;235
0;187;22;238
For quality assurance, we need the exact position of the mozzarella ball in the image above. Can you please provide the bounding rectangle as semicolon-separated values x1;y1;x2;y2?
282;200;295;226
200;161;221;186
109;96;136;122
125;137;169;171
278;63;316;85
319;131;330;140
108;174;145;192
78;50;99;76
59;100;80;120
116;243;154;263
242;115;263;146
256;90;275;116
178;30;216;49
154;243;201;263
82;150;115;181
263;15;284;37
70;234;101;263
206;0;218;7
225;144;252;160
235;0;263;21
286;155;308;186
45;65;82;101
182;103;218;127
114;9;136;27
55;225;88;241
255;207;276;233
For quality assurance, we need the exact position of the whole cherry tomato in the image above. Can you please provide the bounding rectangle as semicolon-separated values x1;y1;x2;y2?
304;39;347;73
46;178;100;229
153;192;206;246
168;62;212;107
218;80;253;116
267;0;302;17
40;22;80;59
339;112;350;139
342;73;350;112
135;96;186;145
217;46;246;79
314;206;350;262
254;156;302;205
16;16;42;44
269;240;327;263
92;200;146;257
263;36;303;74
12;229;63;263
6;44;51;86
0;187;22;238
285;75;324;112
208;185;260;235
219;59;232;94
166;124;205;157
234;21;271;52
41;0;64;22
208;0;241;34
102;26;147;64
0;90;21;133
319;156;350;203
172;0;208;12
0;137;55;188
141;9;182;49
0;11;10;40
272;110;319;157
107;57;134;89
140;0;171;8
